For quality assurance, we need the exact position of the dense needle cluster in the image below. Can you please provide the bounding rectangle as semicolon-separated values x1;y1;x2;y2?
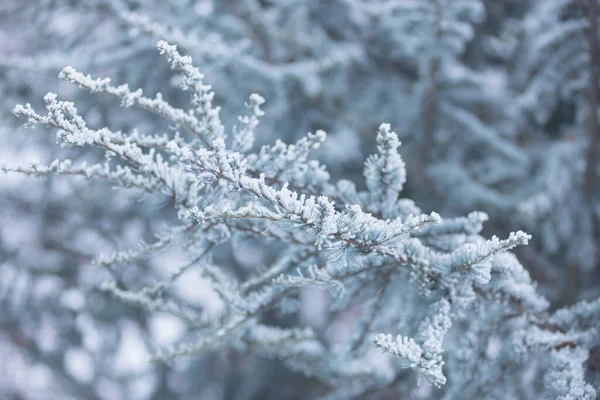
5;42;598;399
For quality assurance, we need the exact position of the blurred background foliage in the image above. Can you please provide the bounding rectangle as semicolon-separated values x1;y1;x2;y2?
0;1;599;398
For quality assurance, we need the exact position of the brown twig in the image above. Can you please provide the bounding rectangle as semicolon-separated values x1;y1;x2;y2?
584;0;599;193
420;0;442;171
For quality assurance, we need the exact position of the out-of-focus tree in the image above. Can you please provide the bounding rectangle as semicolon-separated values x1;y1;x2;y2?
0;1;599;399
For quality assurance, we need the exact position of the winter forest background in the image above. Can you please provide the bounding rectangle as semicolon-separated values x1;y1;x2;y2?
0;1;599;399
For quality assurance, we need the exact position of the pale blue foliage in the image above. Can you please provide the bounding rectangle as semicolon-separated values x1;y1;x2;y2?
543;348;596;400
5;42;598;399
1;1;600;399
